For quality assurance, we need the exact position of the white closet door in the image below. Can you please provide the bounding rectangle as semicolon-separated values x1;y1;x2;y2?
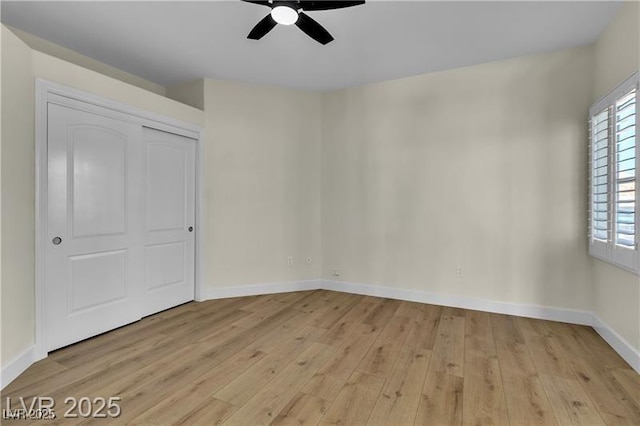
46;104;143;351
141;127;196;317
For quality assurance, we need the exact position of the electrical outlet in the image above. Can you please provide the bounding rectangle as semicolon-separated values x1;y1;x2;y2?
456;266;463;278
305;256;312;264
287;256;294;266
332;269;340;277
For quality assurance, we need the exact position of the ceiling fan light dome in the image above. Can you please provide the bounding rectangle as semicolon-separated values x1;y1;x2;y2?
271;6;298;25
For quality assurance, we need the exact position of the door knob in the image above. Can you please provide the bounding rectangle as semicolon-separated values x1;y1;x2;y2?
52;236;62;245
188;227;194;232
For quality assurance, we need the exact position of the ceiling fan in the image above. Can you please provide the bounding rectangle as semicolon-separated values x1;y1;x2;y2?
242;1;365;45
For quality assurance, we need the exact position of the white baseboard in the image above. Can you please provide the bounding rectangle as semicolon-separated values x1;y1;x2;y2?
321;280;593;325
200;279;322;300
592;314;640;374
0;346;36;390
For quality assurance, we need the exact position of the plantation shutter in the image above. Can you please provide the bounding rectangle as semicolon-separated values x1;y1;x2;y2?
591;108;610;242
588;71;639;273
614;89;636;249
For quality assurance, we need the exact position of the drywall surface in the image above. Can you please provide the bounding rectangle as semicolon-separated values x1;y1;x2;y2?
166;79;205;110
593;260;640;350
593;1;639;102
591;0;640;352
322;46;594;311
32;51;203;126
1;26;35;366
202;79;322;288
10;26;166;96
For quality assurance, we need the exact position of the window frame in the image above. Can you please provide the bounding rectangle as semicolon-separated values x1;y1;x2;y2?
588;71;639;274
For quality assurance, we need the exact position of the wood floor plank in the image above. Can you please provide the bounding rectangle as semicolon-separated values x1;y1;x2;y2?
368;345;431;425
465;310;496;355
416;371;464;426
161;308;253;345
404;304;442;350
134;297;249;340
546;321;640;424
4;291;637;426
223;342;335;425
0;358;68;393
271;392;330;426
215;326;327;406
339;296;382;323
539;374;606;425
362;298;402;328
4;333;177;399
567;325;631;370
491;314;536;376
47;299;205;360
175;397;238;425
232;292;310;329
245;309;316;353
561;351;640;423
357;315;412;378
319;371;385;426
394;300;423;320
463;350;509;425
81;349;219;424
430;314;465;378
611;368;640;408
441;306;467;317
491;314;558;426
201;307;305;363
517;317;575;379
463;310;509;425
310;292;363;329
315;319;362;346
240;291;307;314
304;323;381;400
501;375;558;426
295;290;341;315
49;311;192;366
128;348;265;425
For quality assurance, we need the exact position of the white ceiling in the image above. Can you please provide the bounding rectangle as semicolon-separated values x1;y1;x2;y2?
1;1;621;91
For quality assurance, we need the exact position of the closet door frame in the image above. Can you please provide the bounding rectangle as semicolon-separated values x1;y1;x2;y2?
34;79;205;361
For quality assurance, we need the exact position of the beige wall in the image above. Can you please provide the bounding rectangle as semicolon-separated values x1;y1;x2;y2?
592;1;640;351
9;26;165;96
322;46;595;311
0;25;203;370
32;52;202;126
166;79;205;110
1;26;34;366
593;1;640;102
202;80;322;288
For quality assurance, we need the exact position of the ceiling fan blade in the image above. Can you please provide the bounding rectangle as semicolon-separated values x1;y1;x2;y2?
296;12;334;45
299;1;365;11
248;14;278;40
241;0;272;6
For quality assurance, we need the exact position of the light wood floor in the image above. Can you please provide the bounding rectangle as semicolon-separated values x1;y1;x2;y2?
3;290;640;425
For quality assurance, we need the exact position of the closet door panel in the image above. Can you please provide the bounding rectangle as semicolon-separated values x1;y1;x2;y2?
142;127;196;316
45;103;143;351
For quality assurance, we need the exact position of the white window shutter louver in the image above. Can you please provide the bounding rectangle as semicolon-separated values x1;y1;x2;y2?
588;72;639;273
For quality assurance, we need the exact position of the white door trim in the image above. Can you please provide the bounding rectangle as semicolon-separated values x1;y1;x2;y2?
34;79;205;360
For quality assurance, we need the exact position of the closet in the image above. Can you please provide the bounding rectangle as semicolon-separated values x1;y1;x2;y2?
44;101;196;351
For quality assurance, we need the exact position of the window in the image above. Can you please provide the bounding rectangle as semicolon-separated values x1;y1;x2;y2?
589;71;639;273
